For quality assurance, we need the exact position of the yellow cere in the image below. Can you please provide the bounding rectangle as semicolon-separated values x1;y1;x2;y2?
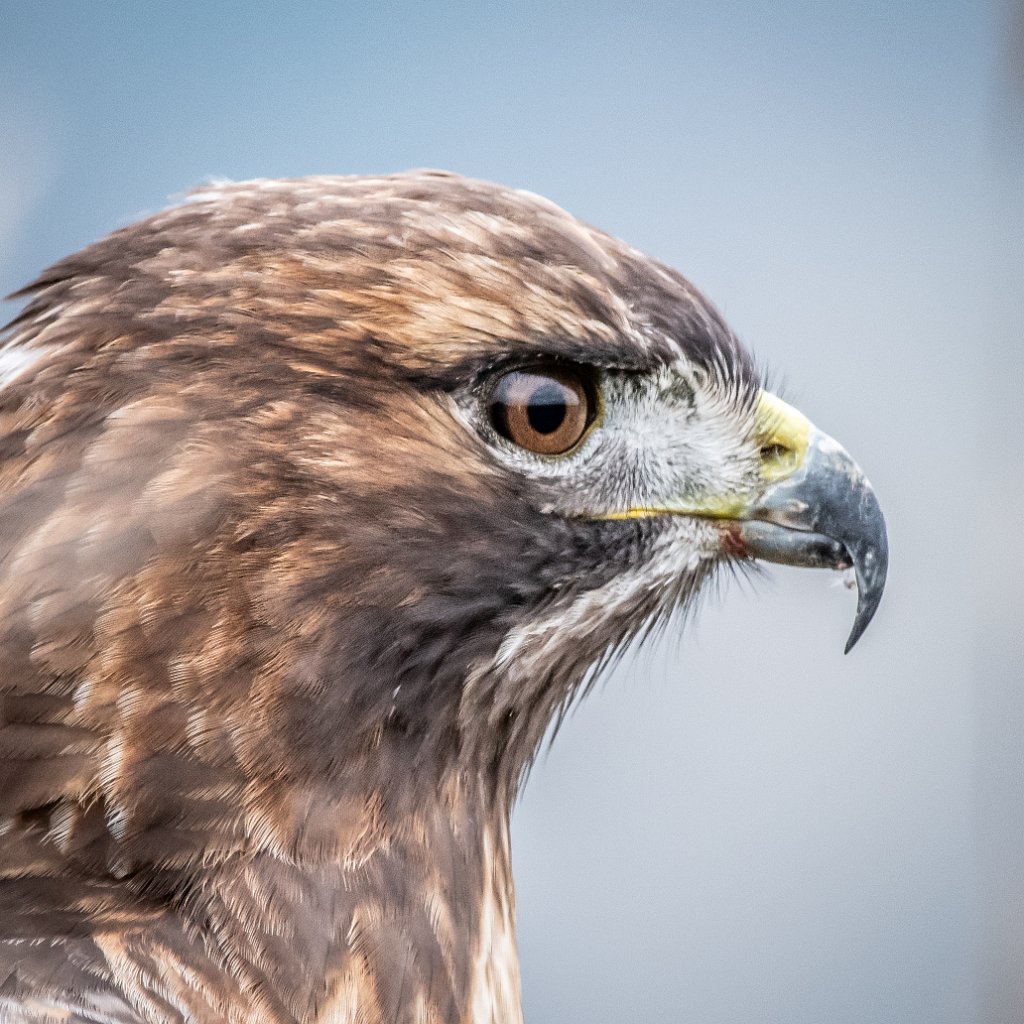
755;391;811;482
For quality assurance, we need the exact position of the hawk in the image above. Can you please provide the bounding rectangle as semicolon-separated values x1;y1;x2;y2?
0;172;886;1024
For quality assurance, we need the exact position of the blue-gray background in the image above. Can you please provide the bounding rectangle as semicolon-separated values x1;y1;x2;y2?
1;2;1020;1022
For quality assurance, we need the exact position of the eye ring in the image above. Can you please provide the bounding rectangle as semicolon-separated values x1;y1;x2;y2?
487;365;598;456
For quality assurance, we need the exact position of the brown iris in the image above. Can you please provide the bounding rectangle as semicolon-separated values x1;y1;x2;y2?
488;366;596;455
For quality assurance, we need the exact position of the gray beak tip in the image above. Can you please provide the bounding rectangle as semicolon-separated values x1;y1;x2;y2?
841;504;889;654
844;621;867;655
741;426;889;655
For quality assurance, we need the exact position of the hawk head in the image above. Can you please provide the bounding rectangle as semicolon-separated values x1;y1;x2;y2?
0;171;886;1024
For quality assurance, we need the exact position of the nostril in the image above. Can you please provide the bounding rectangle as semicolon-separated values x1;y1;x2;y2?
760;442;791;461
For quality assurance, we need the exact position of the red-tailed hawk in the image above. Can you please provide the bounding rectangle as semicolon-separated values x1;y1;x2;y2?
0;172;886;1024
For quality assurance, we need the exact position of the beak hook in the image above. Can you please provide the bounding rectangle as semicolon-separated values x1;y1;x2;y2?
740;429;888;653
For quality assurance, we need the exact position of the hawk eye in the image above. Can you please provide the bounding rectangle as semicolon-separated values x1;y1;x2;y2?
488;366;596;455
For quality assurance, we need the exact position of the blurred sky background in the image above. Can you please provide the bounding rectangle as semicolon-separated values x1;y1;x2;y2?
1;2;1021;1022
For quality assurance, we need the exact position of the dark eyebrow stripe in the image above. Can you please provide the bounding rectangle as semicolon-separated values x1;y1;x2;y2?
399;334;678;392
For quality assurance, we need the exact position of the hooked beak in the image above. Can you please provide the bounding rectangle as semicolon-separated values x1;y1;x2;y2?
596;392;888;652
723;393;888;653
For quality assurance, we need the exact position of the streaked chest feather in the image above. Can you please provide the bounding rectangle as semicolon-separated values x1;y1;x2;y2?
465;827;522;1024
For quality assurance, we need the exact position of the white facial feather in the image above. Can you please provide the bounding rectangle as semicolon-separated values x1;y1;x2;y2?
461;361;759;518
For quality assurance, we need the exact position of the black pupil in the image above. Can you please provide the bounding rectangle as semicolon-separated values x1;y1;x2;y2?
527;381;568;434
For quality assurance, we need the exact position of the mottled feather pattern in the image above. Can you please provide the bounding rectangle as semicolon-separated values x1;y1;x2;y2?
0;172;757;1023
